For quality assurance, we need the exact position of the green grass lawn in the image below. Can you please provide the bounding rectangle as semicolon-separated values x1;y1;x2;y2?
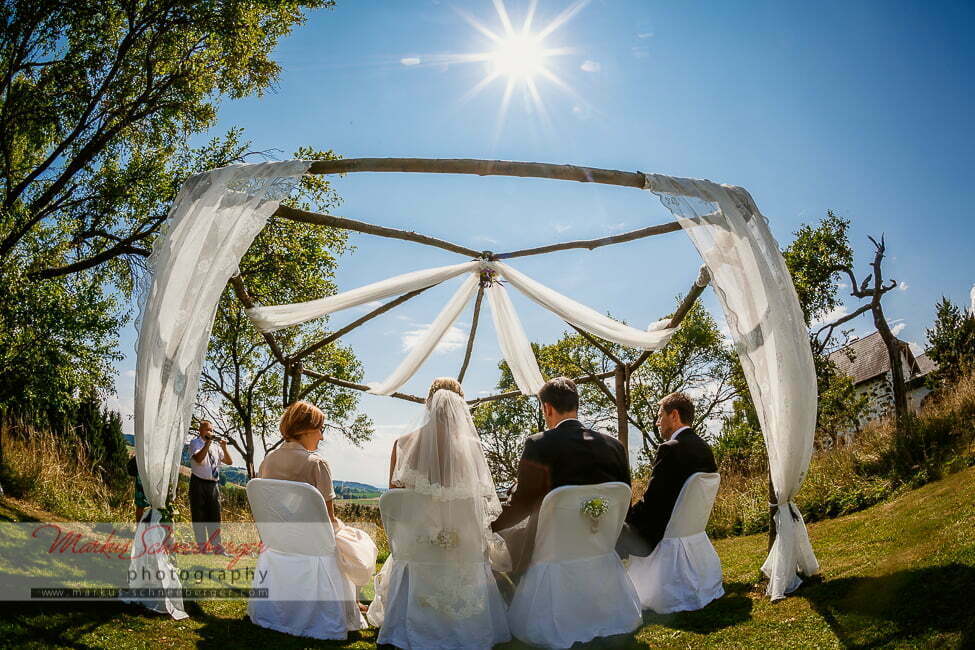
1;466;973;649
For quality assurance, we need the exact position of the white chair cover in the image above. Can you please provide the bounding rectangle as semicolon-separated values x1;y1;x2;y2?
245;478;365;640
371;489;510;650
508;482;641;649
626;472;724;613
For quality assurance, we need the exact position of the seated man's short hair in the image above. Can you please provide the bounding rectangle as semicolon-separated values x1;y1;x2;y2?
538;376;579;413
659;391;695;425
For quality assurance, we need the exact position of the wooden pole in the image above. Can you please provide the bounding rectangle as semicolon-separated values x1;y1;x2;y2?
230;275;287;365
290;286;433;363
629;266;710;374
615;364;629;459
300;368;426;404
496;222;682;260
305;158;649;189
275;204;482;258
458;284;485;383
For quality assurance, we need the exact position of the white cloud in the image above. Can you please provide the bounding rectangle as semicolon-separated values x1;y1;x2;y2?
908;340;923;355
571;105;592;120
811;303;850;329
891;322;907;336
401;323;467;354
631;46;650;59
899;281;909;291
607;222;627;232
400;57;421;66
636;32;654;39
580;60;601;73
124;369;136;378
553;223;572;233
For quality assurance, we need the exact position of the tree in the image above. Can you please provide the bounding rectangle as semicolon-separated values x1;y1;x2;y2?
198;149;372;477
926;297;975;390
0;0;334;277
0;0;334;413
813;235;909;430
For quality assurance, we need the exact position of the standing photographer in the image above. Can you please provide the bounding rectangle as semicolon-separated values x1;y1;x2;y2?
189;420;232;554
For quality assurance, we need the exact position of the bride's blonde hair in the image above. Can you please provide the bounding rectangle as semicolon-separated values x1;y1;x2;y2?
427;377;464;402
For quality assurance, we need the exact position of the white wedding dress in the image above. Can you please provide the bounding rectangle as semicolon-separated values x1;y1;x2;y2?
367;390;511;649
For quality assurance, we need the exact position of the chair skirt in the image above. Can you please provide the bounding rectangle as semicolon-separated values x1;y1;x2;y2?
248;549;365;640
508;551;642;648
374;557;510;650
627;531;724;614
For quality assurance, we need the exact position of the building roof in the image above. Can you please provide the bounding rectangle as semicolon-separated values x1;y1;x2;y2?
915;352;937;376
828;331;926;385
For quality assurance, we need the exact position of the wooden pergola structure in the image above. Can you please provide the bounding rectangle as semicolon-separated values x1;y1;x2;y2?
229;158;711;456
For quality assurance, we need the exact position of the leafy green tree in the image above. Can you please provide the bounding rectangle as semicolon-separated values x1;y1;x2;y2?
0;0;334;412
198;149;372;477
926;297;975;390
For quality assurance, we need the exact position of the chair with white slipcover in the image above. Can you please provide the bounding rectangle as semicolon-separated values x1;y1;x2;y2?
626;472;724;613
245;478;365;640
507;482;641;648
372;489;510;650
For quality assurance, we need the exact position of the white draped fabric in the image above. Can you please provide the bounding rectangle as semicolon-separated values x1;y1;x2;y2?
131;160;311;618
246;260;481;332
242;258;677;397
487;261;675;350
484;279;546;395
367;274;480;395
644;174;820;600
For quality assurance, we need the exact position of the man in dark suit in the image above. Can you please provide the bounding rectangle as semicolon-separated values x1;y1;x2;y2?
619;391;717;557
492;376;631;578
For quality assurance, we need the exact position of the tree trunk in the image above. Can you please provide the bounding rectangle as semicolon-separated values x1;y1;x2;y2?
615;364;629;460
873;303;910;428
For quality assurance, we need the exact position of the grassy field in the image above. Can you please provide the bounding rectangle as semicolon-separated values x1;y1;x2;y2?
1;464;973;648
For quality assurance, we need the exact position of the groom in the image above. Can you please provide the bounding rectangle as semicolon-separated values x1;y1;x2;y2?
618;391;717;557
492;376;631;578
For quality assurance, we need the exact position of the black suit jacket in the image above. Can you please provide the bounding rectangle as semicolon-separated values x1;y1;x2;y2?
626;428;717;550
492;419;631;532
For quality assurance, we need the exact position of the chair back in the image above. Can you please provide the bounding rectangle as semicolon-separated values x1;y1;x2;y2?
246;478;335;555
662;472;721;539
379;489;485;565
531;482;631;565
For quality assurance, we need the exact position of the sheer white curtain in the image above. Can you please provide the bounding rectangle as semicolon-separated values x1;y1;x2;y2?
131;160;311;618
367;274;480;395
244;259;678;397
485;278;546;395
246;260;481;332
644;173;820;600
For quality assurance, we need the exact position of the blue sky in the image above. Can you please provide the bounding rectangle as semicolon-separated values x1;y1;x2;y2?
109;0;975;486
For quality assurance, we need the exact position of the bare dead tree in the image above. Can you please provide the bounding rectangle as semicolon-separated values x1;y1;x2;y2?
813;235;909;428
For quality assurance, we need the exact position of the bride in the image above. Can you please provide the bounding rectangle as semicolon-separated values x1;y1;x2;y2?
367;378;510;645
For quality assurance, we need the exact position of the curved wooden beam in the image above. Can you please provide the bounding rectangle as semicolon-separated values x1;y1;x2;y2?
306;158;647;189
495;222;681;260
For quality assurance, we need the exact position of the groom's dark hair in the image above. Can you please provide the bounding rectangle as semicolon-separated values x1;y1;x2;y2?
538;377;578;413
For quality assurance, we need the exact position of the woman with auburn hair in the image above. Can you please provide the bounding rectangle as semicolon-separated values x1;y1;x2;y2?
258;400;377;612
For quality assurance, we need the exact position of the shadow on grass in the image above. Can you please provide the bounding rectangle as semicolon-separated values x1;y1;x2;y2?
190;601;377;649
802;564;975;648
640;581;754;634
0;601;141;649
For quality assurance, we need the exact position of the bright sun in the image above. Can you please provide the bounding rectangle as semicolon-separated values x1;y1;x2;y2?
491;34;547;81
445;0;590;134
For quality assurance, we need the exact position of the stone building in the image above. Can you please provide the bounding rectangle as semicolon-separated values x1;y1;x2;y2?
828;331;937;435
